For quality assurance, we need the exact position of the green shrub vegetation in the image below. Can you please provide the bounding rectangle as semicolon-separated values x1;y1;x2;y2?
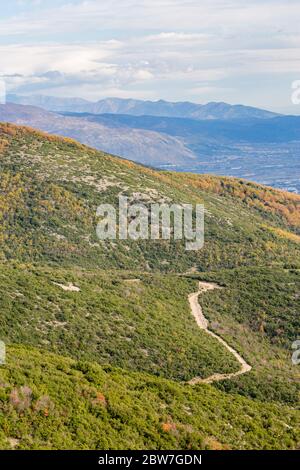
0;265;239;381
192;267;300;406
0;345;299;450
0;123;299;449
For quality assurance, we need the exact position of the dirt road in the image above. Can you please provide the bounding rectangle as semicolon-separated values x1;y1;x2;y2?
188;281;252;385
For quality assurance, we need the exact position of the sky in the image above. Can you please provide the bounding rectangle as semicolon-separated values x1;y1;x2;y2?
0;0;300;113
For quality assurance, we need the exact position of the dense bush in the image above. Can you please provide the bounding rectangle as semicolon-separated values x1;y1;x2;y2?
0;345;299;450
0;123;299;449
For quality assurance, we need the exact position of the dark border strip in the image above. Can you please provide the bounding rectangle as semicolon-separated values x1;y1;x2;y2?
0;450;298;467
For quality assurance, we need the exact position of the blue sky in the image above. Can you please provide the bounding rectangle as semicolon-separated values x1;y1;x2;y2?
1;0;300;113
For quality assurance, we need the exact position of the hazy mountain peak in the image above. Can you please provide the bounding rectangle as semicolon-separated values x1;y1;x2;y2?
7;94;279;120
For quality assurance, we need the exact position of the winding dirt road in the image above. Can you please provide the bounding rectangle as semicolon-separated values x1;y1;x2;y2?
188;281;252;385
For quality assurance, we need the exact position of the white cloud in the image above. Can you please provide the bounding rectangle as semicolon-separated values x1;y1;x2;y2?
0;0;300;108
0;0;299;39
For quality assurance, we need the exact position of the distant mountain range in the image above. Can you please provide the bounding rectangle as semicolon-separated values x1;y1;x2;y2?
0;103;196;166
7;94;279;120
1;99;299;193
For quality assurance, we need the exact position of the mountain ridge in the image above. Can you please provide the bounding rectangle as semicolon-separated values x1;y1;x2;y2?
1;102;299;193
8;94;279;120
0;103;197;166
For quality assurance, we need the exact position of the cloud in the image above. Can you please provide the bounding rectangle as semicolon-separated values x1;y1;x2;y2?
0;0;299;39
0;0;300;109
